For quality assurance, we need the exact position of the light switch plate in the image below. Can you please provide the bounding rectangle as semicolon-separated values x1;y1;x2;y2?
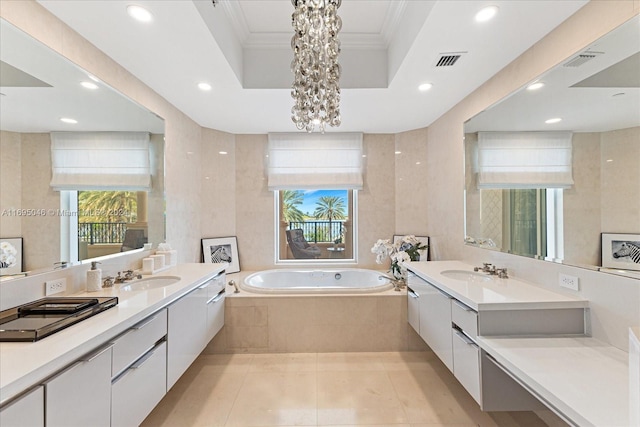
559;273;579;291
45;278;67;295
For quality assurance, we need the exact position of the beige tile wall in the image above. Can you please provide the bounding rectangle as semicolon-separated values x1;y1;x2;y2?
21;133;60;270
205;292;429;354
0;131;22;240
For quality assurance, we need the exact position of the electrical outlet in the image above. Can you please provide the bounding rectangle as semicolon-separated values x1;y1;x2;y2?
559;273;579;291
45;278;67;296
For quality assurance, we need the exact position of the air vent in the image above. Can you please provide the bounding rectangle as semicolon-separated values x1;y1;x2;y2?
435;52;466;67
563;51;603;67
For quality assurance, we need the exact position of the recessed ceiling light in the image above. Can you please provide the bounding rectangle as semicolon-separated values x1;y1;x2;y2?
418;83;433;92
60;117;78;124
127;4;153;22
416;161;421;165
545;118;562;124
527;82;545;91
80;81;98;90
606;159;614;163
219;151;228;155
395;151;402;155
198;82;212;91
475;5;499;22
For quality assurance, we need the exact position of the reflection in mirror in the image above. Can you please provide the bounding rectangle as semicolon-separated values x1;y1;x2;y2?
464;15;639;275
0;19;165;277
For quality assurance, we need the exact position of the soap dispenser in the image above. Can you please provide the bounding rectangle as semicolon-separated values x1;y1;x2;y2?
86;261;102;292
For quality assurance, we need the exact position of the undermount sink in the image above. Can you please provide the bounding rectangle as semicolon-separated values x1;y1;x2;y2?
440;270;493;282
119;276;181;292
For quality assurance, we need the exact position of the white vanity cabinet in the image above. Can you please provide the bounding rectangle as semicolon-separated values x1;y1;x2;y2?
205;273;226;343
167;272;225;389
110;309;168;427
415;279;454;371
0;386;44;427
44;345;113;427
407;286;420;334
111;341;167;427
407;262;586;413
451;300;481;403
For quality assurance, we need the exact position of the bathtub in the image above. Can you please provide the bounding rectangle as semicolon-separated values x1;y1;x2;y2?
242;269;394;294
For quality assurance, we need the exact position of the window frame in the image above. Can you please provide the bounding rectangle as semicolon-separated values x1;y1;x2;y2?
274;189;358;265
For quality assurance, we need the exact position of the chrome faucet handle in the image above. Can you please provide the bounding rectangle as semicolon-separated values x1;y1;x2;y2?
102;276;115;288
123;270;135;280
497;268;509;279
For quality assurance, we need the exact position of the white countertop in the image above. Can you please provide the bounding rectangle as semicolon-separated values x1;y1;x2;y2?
0;263;227;405
406;260;587;311
478;335;631;427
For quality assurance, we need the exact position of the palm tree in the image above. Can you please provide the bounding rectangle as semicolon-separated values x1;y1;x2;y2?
281;190;305;222
313;196;346;241
78;191;137;223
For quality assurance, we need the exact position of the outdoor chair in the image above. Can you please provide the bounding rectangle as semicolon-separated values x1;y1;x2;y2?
285;229;322;259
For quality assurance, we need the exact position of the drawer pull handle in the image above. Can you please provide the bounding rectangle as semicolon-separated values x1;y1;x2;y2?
435;289;451;299
198;281;211;290
131;348;156;369
132;315;158;330
81;343;114;362
206;289;226;305
454;330;476;346
408;289;419;299
453;300;474;312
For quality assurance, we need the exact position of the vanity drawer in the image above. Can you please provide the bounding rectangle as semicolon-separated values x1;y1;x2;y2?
111;341;167;427
112;309;167;377
451;300;478;340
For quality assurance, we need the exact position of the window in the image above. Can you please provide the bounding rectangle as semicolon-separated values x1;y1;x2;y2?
276;189;357;263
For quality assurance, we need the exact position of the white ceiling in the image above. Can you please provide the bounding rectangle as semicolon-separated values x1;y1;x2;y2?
31;1;589;134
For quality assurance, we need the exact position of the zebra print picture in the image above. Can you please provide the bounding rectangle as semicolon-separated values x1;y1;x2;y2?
201;236;240;273
601;233;640;271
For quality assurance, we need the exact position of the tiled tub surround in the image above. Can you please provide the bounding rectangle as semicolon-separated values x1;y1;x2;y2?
408;260;635;426
0;263;226;407
205;272;428;354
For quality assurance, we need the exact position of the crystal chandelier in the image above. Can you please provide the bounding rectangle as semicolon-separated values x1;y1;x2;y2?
291;0;342;133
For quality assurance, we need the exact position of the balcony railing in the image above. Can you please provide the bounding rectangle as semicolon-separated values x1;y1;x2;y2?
78;222;127;244
288;220;345;243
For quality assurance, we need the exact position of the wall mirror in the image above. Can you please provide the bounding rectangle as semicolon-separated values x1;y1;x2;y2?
0;19;165;277
464;15;639;276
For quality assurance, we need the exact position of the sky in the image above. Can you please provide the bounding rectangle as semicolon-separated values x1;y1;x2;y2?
298;190;347;217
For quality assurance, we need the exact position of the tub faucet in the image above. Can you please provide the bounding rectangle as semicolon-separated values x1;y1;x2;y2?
228;279;240;293
379;273;405;291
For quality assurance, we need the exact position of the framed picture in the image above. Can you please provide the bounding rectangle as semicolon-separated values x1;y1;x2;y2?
601;233;640;271
202;236;240;273
0;237;23;275
393;235;430;261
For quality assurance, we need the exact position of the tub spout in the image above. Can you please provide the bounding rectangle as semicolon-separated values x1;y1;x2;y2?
228;279;240;293
379;273;404;291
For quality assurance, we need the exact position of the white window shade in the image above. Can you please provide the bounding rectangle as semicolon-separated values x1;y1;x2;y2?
50;132;151;191
267;133;363;190
477;131;574;189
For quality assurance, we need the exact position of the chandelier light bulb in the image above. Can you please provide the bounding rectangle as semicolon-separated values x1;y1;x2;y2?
291;0;342;133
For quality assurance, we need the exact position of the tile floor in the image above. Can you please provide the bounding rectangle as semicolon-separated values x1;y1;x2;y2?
142;351;557;427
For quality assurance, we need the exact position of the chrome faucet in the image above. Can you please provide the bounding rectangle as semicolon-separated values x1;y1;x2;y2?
474;263;508;278
474;263;495;273
115;270;142;283
103;276;115;288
